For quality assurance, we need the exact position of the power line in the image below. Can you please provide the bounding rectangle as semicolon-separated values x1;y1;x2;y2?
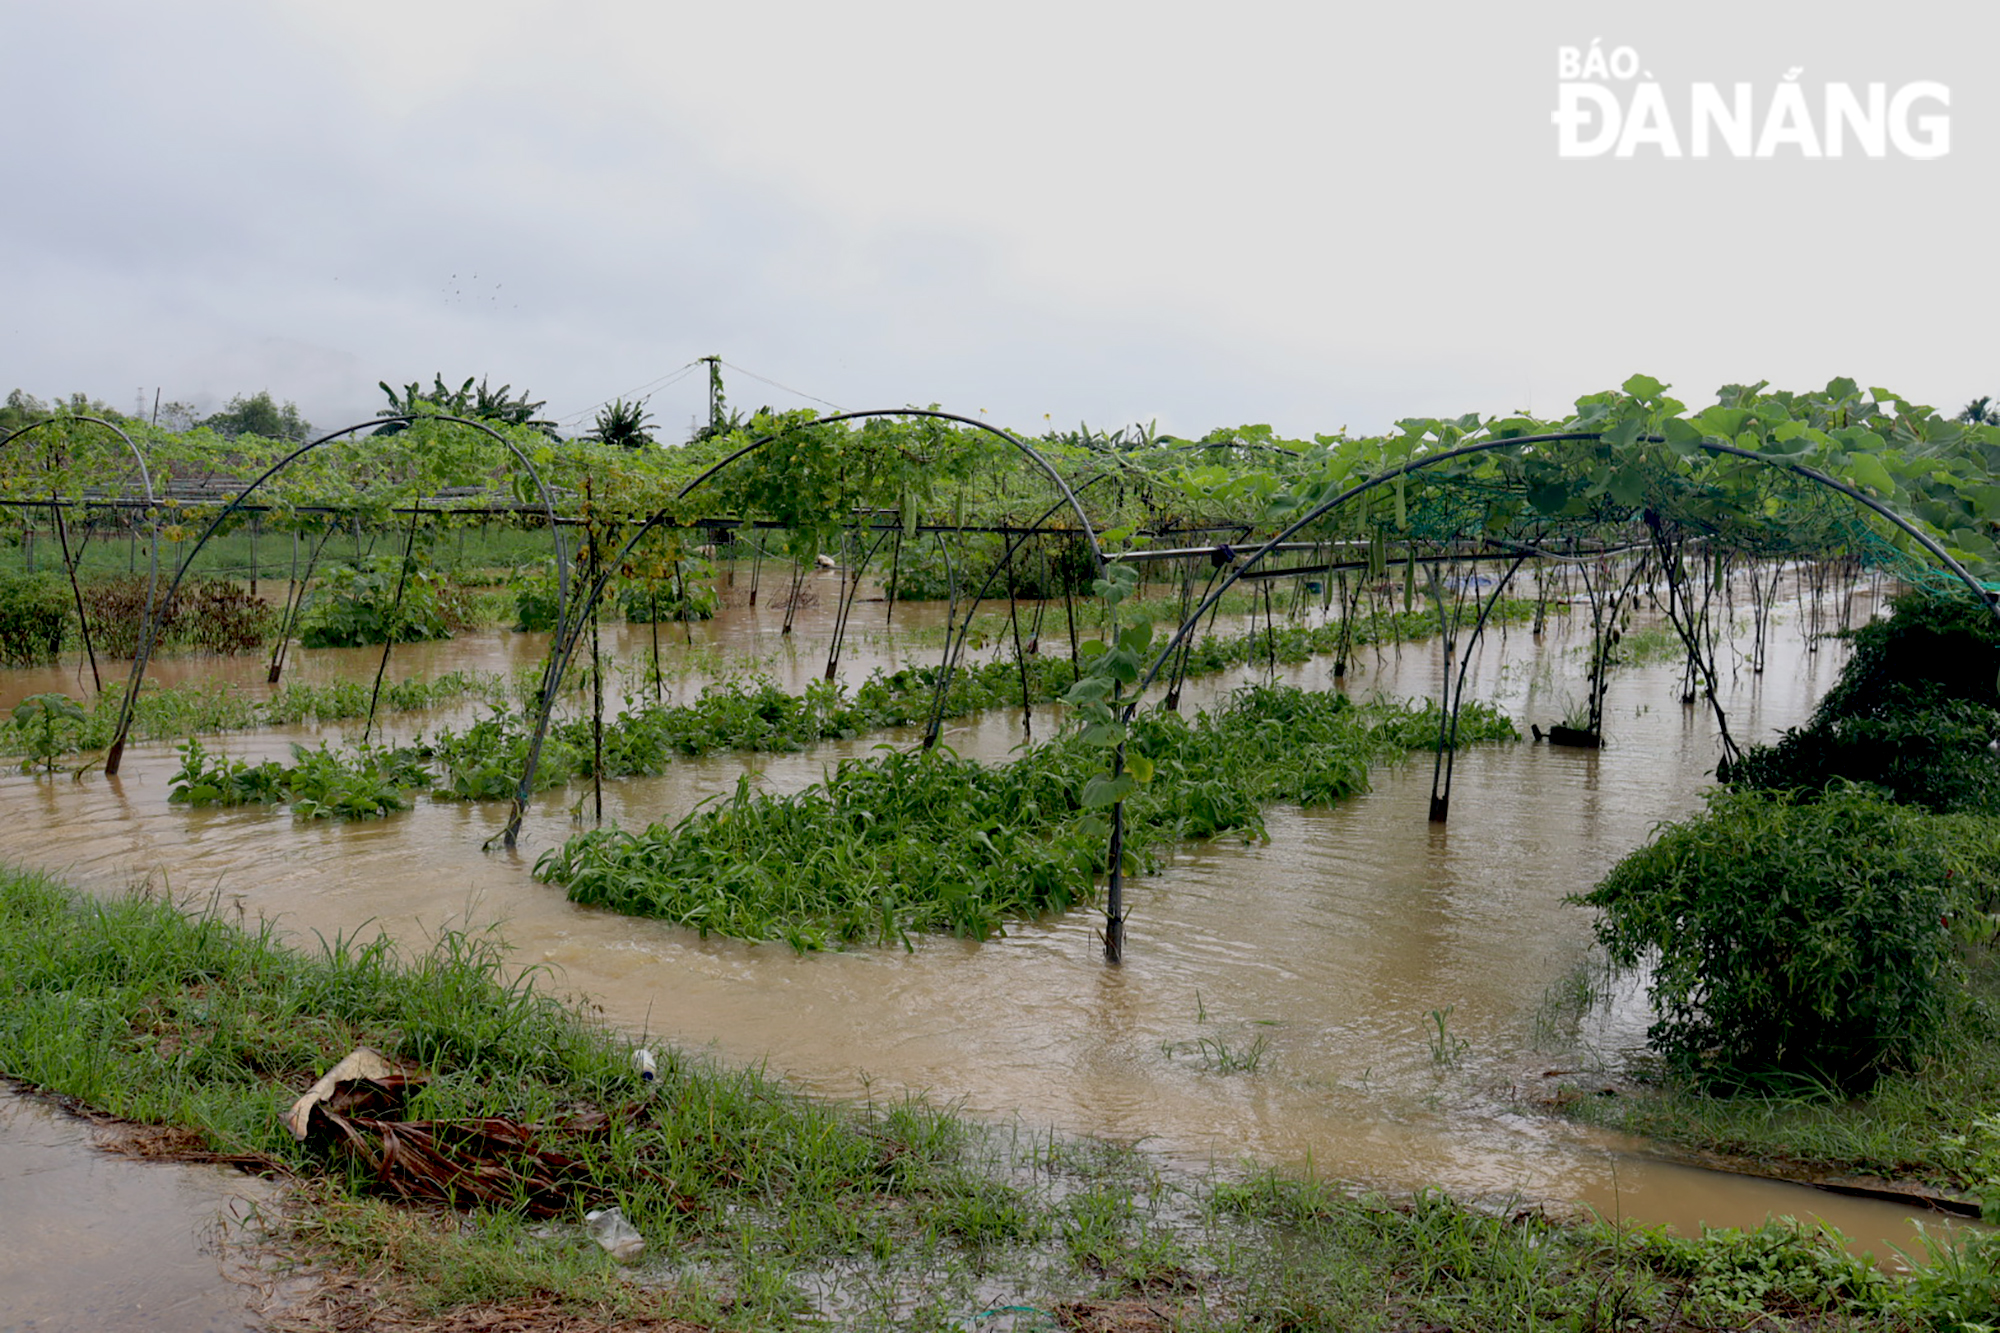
559;361;705;427
561;358;841;431
559;361;701;425
718;360;842;412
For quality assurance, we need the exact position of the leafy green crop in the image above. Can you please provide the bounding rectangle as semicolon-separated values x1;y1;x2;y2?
301;555;476;648
11;693;86;774
162;594;1514;823
535;685;1514;949
169;737;431;819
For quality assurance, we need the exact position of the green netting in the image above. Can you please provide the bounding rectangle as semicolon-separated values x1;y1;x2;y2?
1379;462;1996;606
1399;474;1509;544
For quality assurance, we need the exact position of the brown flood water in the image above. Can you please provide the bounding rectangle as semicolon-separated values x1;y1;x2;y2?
0;574;1968;1279
0;1087;272;1332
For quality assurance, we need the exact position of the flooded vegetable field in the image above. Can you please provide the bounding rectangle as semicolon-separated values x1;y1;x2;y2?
0;570;1958;1299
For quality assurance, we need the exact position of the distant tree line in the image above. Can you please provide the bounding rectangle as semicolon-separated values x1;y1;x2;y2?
3;373;690;450
0;387;312;441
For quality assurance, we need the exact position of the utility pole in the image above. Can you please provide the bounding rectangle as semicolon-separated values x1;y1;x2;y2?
699;355;723;434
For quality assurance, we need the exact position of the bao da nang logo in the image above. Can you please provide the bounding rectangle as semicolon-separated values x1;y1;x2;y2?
1552;39;1950;159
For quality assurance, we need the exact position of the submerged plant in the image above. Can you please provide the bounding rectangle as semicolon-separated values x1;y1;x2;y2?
1162;1031;1271;1074
158;595;1516;823
11;692;86;773
1426;1005;1469;1068
168;737;432;819
535;684;1516;949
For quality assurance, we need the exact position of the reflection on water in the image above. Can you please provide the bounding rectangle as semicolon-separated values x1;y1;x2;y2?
0;576;1958;1253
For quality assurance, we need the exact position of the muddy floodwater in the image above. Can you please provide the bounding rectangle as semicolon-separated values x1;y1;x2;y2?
0;574;1965;1287
0;1086;272;1332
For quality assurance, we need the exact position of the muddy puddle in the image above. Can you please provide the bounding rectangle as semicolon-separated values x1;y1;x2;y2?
0;1085;273;1333
0;573;1971;1266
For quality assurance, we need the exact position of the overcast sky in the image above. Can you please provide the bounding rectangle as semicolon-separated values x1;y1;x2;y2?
4;1;1990;441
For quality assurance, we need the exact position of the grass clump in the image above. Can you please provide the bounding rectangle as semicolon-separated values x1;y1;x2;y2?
536;685;1515;949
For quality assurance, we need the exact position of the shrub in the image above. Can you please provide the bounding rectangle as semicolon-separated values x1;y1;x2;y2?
77;575;161;657
1729;699;2000;813
301;556;476;648
1576;784;1985;1090
0;572;68;666
80;575;276;658
1812;589;2000;722
1730;590;2000;812
509;560;564;633
173;579;276;654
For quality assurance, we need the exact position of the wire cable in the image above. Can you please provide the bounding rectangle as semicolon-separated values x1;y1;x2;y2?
558;361;705;427
718;360;843;412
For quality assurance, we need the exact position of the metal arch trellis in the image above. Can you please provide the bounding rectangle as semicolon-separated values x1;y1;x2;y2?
495;407;1107;849
1090;429;2000;961
86;413;571;775
916;462;1142;749
1128;431;2000;708
0;414;162;772
13;408;1994;962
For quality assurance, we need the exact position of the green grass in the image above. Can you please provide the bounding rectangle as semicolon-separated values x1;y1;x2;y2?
0;865;1044;1327
5;862;1999;1331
